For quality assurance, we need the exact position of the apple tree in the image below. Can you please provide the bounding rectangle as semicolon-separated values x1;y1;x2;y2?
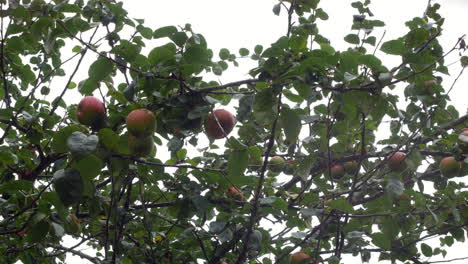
0;0;467;263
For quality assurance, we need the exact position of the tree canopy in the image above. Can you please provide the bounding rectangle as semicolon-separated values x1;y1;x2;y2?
0;0;467;264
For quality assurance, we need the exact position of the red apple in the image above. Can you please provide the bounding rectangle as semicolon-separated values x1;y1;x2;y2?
205;109;236;139
330;164;345;179
458;130;468;148
290;251;312;264
126;109;156;137
19;169;36;182
439;156;461;178
76;96;106;129
269;156;285;173
344;161;359;175
226;186;246;201
388;152;407;171
128;135;155;157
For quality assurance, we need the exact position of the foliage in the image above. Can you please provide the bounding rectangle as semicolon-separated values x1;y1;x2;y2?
0;0;467;264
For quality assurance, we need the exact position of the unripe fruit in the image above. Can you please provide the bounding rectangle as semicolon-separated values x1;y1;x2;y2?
439;156;462;178
290;251;311;264
128;135;155;157
344;161;359;175
126;109;156;137
205;109;236;139
269;156;285;173
399;192;410;200
283;160;297;175
226;186;246;201
330;164;345;179
76;96;106;129
388;152;407;171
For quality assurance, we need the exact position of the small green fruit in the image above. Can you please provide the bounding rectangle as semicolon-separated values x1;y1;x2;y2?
269;156;285;173
344;161;359;175
283;160;297;175
128;135;155;157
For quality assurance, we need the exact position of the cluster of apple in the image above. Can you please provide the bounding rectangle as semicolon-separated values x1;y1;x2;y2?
438;128;468;178
329;161;359;179
77;95;238;154
76;96;157;157
126;108;156;157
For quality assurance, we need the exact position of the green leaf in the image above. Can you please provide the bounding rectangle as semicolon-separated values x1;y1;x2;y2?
0;150;18;166
74;155;103;180
344;34;360;44
98;128;120;152
88;58;113;81
290;35;308;51
364;36;376;46
239;48;249;56
0;180;33;194
382;216;399;239
386;175;404;197
168;136;183;152
406;28;429;49
153;26;178;38
78;78;99;95
148;43;176;65
170;32;188;47
380;39;406;55
280;107;301;144
136;24;153;39
183;45;210;65
51;222;65;238
219;48;230;60
327;198;354;213
272;3;281;16
315;8;329;20
52;125;86;153
227;149;249;184
53;169;84;206
248;230;262;251
26;220;49;243
66;132;99;157
461;56;468;67
421;243;433;257
295;156;314;181
371;232;391;250
254;45;263;54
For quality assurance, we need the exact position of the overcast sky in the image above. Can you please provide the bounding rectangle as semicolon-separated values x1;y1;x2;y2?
61;1;468;263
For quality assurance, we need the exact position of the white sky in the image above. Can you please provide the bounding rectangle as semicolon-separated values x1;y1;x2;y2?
54;0;468;263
